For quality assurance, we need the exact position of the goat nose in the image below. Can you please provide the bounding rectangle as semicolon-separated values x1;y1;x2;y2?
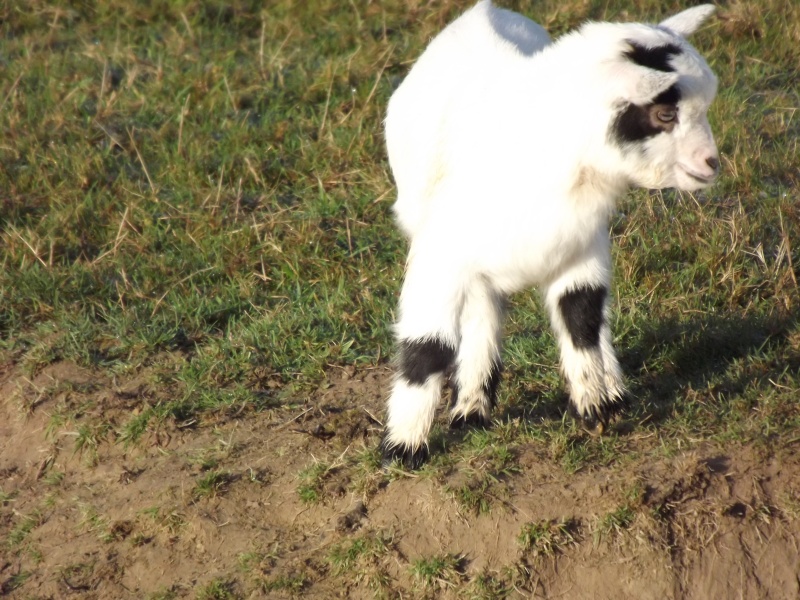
706;156;720;172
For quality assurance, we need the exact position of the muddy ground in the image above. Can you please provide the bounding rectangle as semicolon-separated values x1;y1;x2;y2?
2;360;800;599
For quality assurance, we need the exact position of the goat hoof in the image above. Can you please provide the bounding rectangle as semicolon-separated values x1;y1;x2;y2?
450;411;491;430
380;437;429;470
568;395;627;435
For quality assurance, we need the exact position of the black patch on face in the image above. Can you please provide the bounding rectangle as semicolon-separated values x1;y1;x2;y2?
624;41;682;73
558;285;607;349
611;84;682;144
399;337;456;385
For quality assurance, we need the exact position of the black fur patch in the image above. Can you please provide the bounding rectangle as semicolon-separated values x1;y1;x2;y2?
558;285;607;349
450;411;492;430
482;359;503;408
624;41;682;73
611;84;682;143
380;436;429;470
399;337;456;385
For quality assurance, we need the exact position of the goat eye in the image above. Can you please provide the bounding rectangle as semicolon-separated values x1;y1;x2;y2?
656;109;677;123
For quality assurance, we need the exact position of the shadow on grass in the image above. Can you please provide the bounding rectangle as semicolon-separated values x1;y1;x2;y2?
507;309;800;429
621;309;800;425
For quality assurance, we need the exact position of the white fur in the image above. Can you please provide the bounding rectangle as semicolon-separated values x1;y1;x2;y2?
383;1;718;458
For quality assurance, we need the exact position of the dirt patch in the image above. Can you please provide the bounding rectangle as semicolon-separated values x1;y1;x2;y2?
2;361;800;598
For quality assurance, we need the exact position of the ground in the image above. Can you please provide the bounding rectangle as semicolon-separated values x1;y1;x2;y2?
3;359;800;599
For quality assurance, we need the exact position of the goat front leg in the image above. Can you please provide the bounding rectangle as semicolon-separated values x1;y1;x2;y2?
544;248;627;432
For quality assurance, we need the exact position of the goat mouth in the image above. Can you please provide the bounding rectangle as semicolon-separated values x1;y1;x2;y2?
679;165;715;184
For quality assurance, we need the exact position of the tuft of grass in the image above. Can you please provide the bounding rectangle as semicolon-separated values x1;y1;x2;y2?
259;573;308;594
594;505;637;546
518;518;579;557
448;477;493;515
196;578;239;600
297;461;330;504
193;470;232;499
410;553;466;590
6;511;43;548
78;503;115;543
328;531;393;575
0;488;17;506
466;570;513;600
237;546;279;574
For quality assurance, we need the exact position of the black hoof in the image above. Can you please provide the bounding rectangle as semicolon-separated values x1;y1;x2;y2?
450;411;491;430
380;435;429;470
568;393;628;434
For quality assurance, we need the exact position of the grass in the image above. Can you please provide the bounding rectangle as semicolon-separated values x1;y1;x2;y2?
594;505;638;546
193;469;233;499
1;0;799;597
410;553;466;590
518;518;578;557
196;578;239;600
1;0;798;453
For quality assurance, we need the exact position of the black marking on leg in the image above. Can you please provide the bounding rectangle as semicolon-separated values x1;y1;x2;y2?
399;337;456;385
482;359;503;409
380;435;429;470
624;41;682;73
558;286;607;350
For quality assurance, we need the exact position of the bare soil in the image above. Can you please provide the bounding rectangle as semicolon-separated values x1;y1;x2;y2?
2;360;800;599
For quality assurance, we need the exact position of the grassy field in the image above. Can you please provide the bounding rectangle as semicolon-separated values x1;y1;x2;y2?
2;0;800;598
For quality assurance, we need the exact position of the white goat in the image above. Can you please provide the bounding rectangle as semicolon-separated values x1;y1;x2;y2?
381;0;719;468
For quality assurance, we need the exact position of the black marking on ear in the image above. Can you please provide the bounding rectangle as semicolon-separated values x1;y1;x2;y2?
558;285;607;349
611;84;682;143
624;41;682;73
653;84;682;106
399;337;456;385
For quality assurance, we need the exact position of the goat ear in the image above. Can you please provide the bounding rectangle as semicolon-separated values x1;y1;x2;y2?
633;69;679;103
659;4;716;37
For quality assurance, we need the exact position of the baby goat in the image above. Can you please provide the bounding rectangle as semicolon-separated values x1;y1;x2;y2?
381;1;719;469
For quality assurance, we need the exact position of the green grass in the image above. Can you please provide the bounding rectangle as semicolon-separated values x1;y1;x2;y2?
196;578;239;600
296;460;332;504
594;504;638;546
1;0;798;454
6;511;43;548
518;518;578;557
410;553;466;590
193;469;232;499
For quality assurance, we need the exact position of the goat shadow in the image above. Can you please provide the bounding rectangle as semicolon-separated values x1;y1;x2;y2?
510;308;800;429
